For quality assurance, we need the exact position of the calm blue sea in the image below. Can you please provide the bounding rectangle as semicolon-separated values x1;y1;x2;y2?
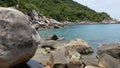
25;24;120;68
39;24;120;55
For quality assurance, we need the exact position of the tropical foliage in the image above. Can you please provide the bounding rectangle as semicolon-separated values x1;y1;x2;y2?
0;0;111;22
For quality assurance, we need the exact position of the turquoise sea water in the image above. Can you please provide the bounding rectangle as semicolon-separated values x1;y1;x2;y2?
22;24;120;68
39;24;120;55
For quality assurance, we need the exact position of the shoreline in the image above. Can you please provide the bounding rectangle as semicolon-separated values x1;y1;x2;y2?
31;34;120;68
27;9;120;30
37;22;120;30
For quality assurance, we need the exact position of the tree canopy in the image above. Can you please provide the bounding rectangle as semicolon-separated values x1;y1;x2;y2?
0;0;111;22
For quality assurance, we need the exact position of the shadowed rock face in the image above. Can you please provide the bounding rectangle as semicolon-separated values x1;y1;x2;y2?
98;54;120;68
97;43;120;59
0;7;40;68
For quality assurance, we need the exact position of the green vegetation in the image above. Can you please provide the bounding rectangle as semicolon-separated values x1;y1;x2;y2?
0;0;111;22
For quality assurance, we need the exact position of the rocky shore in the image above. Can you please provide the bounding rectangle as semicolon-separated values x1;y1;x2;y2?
28;9;120;30
32;35;120;68
0;7;120;68
23;9;67;30
32;35;94;68
14;5;120;30
73;19;120;24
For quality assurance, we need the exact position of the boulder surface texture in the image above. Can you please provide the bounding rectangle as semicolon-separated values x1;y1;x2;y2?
0;7;40;68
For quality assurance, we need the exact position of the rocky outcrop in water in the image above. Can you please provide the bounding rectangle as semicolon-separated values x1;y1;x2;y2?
46;34;59;40
31;34;120;68
27;9;64;29
0;7;40;68
32;35;95;68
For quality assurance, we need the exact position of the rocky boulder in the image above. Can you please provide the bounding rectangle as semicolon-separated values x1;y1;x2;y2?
27;9;64;29
0;7;40;68
52;47;82;68
97;43;120;59
33;45;82;68
66;39;93;54
82;57;98;67
98;53;120;68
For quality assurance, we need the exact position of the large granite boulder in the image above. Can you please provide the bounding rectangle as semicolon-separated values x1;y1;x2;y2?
98;53;120;68
66;39;93;54
0;7;40;68
82;57;98;67
97;43;120;59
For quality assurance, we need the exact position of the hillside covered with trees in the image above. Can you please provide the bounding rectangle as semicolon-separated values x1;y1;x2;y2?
0;0;111;22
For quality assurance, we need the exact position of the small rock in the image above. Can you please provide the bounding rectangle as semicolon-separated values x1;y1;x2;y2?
47;34;59;40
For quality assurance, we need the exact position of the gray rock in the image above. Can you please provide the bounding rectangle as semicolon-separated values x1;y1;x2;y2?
82;57;98;67
34;38;83;68
40;39;66;50
55;47;82;68
28;9;64;29
31;47;54;68
29;9;39;20
0;7;40;68
47;34;59;40
40;40;59;50
66;39;93;54
98;53;120;68
97;43;120;59
52;50;68;64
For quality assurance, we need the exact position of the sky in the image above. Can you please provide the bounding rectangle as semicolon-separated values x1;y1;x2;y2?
74;0;120;21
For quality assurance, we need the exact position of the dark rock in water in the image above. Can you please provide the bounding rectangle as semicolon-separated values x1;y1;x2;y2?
97;43;120;59
0;7;40;68
98;53;120;68
53;25;61;29
47;34;59;40
66;39;93;54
